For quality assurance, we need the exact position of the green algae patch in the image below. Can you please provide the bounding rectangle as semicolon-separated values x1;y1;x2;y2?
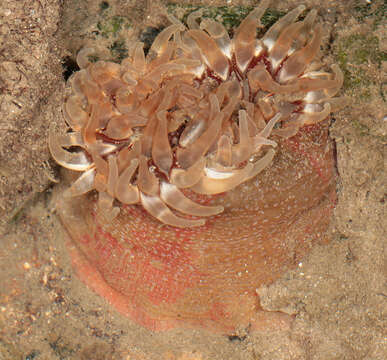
166;3;286;33
338;34;386;66
335;34;386;101
88;2;132;62
97;15;131;39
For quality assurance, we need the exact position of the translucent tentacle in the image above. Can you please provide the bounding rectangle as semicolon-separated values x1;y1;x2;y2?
64;168;96;197
140;192;205;227
160;182;224;217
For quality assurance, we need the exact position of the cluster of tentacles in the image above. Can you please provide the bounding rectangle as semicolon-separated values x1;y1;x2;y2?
49;0;344;227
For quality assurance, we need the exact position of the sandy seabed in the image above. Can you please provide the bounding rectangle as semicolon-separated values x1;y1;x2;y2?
0;0;385;359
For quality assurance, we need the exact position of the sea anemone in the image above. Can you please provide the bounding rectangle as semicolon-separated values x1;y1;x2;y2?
50;1;345;332
50;0;344;228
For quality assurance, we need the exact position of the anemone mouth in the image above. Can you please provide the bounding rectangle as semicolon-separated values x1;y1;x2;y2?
50;2;345;227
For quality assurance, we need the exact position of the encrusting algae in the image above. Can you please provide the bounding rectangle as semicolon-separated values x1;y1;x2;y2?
50;0;346;333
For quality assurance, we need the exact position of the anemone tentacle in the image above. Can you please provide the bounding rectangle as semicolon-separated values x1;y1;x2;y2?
50;2;345;227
